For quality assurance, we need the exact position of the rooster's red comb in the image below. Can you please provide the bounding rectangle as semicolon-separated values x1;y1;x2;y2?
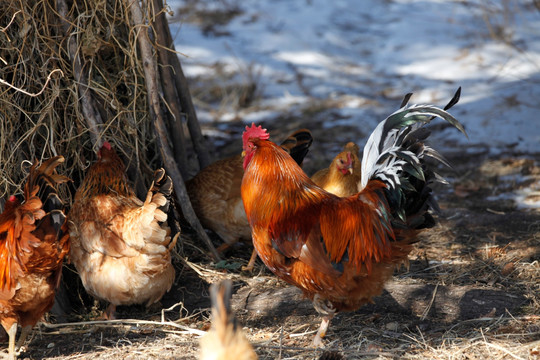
242;123;269;145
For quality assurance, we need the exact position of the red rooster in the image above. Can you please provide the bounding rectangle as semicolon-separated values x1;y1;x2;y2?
241;96;466;345
0;156;69;360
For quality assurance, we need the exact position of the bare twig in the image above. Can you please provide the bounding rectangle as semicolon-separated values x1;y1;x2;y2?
0;69;63;97
40;318;207;336
420;283;438;321
0;10;21;41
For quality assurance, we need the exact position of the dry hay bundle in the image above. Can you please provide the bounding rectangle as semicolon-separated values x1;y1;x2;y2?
0;0;219;257
1;0;151;198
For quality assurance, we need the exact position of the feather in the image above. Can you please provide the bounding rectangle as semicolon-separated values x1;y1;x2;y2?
360;104;466;190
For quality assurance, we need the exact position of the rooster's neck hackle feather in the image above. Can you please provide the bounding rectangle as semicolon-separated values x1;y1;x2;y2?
242;140;325;223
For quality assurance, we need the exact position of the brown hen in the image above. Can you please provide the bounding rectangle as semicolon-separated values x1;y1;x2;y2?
311;142;361;197
0;156;69;360
186;129;312;270
68;142;177;319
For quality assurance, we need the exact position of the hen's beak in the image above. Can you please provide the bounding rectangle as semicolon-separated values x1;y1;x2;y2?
241;151;246;157
348;167;354;174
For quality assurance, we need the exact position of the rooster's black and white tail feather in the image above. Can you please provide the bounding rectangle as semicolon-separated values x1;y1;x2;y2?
360;89;466;227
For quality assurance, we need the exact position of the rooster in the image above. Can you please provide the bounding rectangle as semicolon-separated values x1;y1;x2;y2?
0;156;69;360
199;280;257;360
186;129;312;271
241;93;466;346
311;142;361;197
68;142;177;319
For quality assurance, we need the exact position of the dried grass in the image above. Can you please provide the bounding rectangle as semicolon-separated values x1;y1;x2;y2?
0;0;161;203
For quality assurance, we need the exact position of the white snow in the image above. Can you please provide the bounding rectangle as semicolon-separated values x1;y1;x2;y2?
167;0;540;206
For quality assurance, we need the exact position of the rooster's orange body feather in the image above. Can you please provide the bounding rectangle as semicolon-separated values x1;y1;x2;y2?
0;156;69;360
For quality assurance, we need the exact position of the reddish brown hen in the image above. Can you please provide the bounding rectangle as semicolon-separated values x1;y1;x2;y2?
241;92;466;346
311;142;361;197
0;156;69;360
68;142;177;319
186;129;312;270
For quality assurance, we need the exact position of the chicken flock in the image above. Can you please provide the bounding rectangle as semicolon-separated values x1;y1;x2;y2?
0;89;465;358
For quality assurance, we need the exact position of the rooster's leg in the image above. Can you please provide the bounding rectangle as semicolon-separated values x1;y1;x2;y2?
6;323;17;360
313;315;332;347
241;249;258;272
311;294;336;347
14;325;32;353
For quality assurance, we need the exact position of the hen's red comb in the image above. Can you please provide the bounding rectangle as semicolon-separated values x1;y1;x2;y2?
8;195;16;202
102;141;112;150
242;123;269;144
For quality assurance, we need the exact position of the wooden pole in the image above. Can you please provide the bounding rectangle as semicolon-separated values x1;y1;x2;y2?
152;0;212;170
151;0;189;178
127;0;220;261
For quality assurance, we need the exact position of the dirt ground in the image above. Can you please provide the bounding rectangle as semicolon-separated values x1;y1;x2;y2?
0;0;538;359
4;109;539;360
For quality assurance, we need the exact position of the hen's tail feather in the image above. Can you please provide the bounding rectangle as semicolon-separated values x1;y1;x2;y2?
148;168;179;248
200;280;257;360
360;89;466;232
28;156;69;208
27;156;69;244
210;279;235;332
150;168;173;214
279;129;313;166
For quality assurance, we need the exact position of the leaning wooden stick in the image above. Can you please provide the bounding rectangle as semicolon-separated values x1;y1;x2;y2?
127;0;220;261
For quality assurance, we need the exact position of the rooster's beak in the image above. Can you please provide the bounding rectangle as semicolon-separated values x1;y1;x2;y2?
241;151;246;157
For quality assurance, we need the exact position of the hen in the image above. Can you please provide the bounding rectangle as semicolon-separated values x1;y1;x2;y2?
241;93;466;346
0;156;69;360
199;280;257;360
186;129;312;270
311;142;361;197
68;142;177;319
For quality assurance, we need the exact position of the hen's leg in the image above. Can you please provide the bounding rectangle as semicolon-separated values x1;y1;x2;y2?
216;243;231;253
312;294;336;347
242;249;258;271
6;323;17;360
14;325;32;354
100;304;117;320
